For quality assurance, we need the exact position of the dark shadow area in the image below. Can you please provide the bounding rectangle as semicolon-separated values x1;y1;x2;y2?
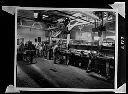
16;61;58;88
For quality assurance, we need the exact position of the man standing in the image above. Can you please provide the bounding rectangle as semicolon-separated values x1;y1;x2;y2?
53;42;59;64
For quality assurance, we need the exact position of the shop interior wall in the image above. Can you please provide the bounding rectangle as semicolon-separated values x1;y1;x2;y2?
17;26;47;44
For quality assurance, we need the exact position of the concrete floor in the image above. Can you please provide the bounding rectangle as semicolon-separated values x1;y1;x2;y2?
16;57;114;89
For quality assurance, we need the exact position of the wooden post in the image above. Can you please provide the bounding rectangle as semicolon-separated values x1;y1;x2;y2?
94;20;96;28
91;31;94;43
49;30;52;45
67;34;70;48
99;31;103;46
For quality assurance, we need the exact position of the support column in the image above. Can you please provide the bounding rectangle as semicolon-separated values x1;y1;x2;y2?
99;31;104;46
67;34;70;48
91;32;94;43
49;37;52;45
49;30;52;45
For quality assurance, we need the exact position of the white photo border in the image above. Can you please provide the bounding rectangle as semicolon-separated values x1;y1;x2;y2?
14;7;119;92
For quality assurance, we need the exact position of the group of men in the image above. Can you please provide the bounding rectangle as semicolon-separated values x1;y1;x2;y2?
17;40;63;64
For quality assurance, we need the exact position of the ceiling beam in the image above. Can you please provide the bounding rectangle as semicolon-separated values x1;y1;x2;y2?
55;10;100;24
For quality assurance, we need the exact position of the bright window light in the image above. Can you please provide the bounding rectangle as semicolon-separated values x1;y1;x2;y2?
34;13;38;18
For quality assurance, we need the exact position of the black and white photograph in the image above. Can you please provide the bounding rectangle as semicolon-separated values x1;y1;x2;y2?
15;8;117;90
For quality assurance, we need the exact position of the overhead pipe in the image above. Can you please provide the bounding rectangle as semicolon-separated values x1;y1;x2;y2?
55;10;100;24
